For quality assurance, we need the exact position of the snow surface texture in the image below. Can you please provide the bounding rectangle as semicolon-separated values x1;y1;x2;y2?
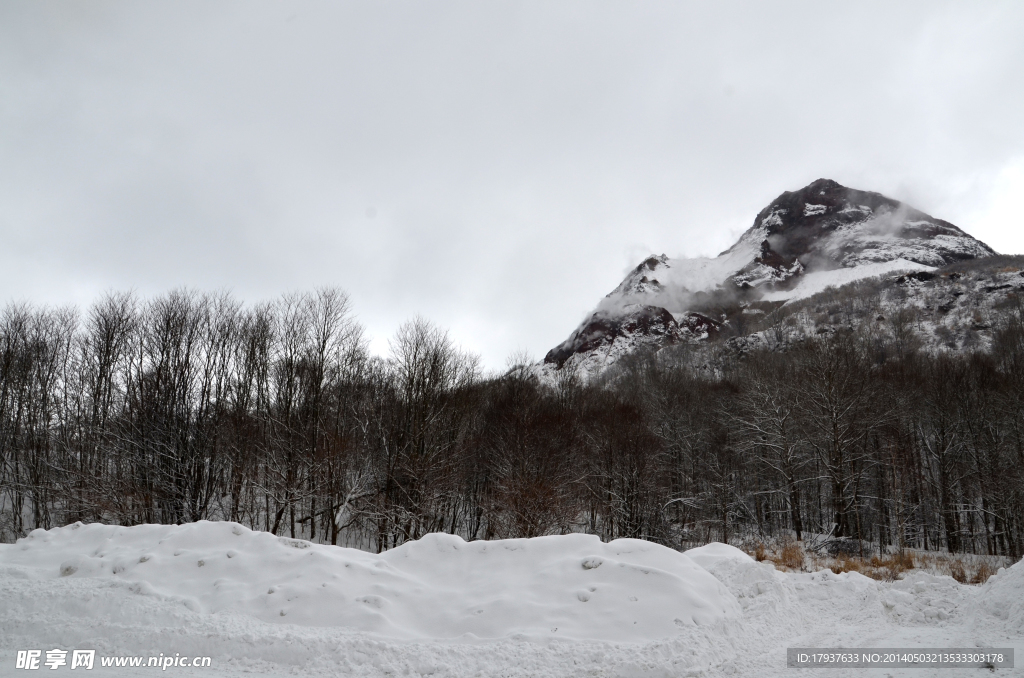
1;523;1021;678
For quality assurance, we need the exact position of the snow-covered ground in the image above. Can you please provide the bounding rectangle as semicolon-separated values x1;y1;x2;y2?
1;522;1021;677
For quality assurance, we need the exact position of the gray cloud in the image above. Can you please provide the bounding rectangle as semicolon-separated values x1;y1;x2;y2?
2;0;1023;369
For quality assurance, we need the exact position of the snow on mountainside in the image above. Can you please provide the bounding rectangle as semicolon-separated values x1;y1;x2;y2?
725;258;1024;358
542;179;997;378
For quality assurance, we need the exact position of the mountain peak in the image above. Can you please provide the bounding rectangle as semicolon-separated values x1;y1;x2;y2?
727;179;992;279
542;179;997;376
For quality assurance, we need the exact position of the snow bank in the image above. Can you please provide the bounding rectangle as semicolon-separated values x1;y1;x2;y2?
964;559;1024;633
1;525;1022;677
685;545;792;617
0;522;739;642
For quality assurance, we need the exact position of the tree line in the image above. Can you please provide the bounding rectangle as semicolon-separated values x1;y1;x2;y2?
1;288;1022;557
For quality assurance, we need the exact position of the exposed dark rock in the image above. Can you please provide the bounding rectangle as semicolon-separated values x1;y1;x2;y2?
678;312;721;340
896;271;937;285
543;305;680;368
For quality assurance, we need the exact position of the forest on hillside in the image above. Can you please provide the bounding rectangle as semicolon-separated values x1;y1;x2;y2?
1;287;1022;558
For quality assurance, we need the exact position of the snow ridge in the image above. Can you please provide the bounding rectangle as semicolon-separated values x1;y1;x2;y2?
0;522;737;642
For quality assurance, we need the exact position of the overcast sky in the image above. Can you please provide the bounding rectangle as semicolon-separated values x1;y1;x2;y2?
2;1;1023;369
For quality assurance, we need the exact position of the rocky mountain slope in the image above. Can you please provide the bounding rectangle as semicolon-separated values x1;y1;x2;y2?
542;179;1002;378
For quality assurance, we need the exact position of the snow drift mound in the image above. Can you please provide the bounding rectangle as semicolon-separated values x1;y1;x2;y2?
0;522;740;641
964;558;1024;633
683;542;754;570
685;543;794;616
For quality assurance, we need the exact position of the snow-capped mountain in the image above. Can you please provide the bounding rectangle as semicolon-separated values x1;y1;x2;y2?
543;179;998;377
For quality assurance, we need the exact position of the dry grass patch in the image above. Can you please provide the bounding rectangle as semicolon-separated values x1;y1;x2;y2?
828;550;1004;583
738;539;1008;584
914;552;1002;585
777;542;805;570
948;559;968;584
970;561;995;585
743;539;807;571
827;556;863;575
863;552;916;581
